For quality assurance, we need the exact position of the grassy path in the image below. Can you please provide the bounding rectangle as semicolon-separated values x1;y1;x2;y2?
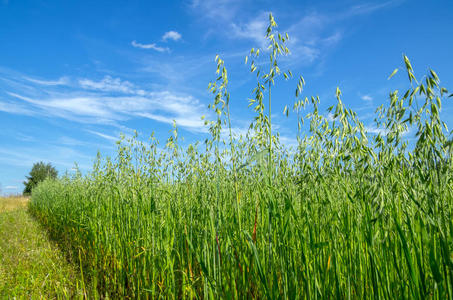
0;197;87;299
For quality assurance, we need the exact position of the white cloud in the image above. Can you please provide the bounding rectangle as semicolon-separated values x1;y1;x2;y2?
230;126;250;138
345;1;398;17
23;76;69;86
286;12;342;57
325;113;337;122
225;1;396;68
79;76;135;94
365;126;389;135
131;40;169;52
231;15;268;49
190;0;242;21
278;135;299;149
4;186;17;190
6;82;209;132
288;12;327;45
361;95;373;101
321;32;343;46
0;145;93;170
15;133;35;142
58;136;87;146
86;130;118;141
162;31;182;42
0;101;35;115
8;92;117;119
364;125;411;137
138;52;216;85
138;112;205;132
187;0;400;72
230;12;325;64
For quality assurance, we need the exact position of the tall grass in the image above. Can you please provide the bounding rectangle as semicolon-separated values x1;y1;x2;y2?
30;14;453;298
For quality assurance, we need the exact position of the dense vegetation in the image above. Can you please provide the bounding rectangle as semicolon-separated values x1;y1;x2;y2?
30;15;453;299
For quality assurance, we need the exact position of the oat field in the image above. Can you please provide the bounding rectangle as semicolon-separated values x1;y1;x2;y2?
29;15;453;299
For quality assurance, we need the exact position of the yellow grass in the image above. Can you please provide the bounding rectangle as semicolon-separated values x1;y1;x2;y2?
0;196;29;212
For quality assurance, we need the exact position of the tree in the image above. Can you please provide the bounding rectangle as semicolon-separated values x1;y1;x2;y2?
23;162;58;195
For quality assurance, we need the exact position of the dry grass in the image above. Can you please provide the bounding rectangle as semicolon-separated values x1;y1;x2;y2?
0;195;29;212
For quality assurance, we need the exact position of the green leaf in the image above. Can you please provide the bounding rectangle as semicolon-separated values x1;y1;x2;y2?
244;231;270;299
394;217;419;299
429;244;443;283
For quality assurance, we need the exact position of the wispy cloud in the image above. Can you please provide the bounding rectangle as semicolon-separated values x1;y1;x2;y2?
233;15;323;67
325;113;338;122
321;32;343;46
131;40;169;52
14;133;35;142
162;31;182;42
344;1;399;17
0;145;93;170
3;74;210;132
23;76;69;86
279;135;299;149
191;1;399;71
0;101;35;115
8;92;119;121
86;130;118;141
283;12;345;66
4;185;18;190
287;12;327;44
364;125;412;137
228;11;339;65
55;135;116;152
231;13;269;49
136;51;219;90
361;95;373;101
58;136;88;146
364;125;388;135
79;76;137;94
190;0;242;21
138;112;205;131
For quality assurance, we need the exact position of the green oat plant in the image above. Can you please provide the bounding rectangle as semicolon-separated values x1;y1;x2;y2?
29;14;453;299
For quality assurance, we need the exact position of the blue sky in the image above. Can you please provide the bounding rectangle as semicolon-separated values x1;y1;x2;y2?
1;0;453;194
